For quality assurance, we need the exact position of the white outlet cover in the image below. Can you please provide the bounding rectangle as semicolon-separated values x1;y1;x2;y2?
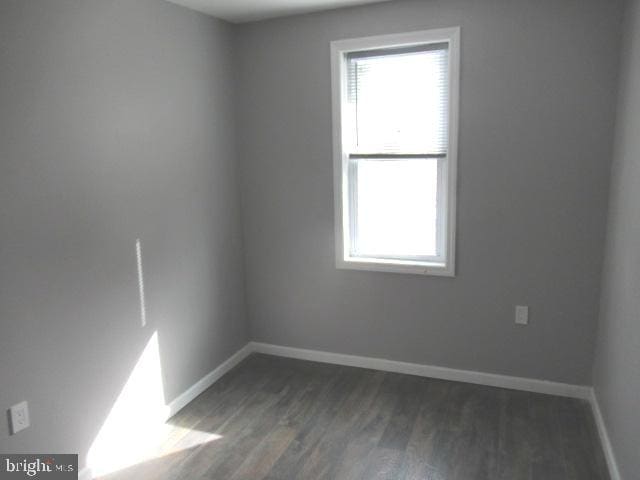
9;401;30;434
515;305;529;325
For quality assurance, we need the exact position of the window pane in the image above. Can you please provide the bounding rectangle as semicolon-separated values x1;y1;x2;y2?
352;159;439;258
347;46;449;154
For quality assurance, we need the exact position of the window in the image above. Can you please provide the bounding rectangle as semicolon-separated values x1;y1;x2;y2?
331;28;460;276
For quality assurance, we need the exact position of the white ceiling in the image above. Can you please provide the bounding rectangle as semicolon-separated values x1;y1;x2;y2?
165;0;392;23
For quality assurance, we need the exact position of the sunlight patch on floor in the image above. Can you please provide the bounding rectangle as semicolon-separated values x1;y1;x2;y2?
87;332;221;477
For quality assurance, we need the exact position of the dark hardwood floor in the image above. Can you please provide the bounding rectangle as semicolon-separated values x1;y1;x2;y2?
99;354;609;480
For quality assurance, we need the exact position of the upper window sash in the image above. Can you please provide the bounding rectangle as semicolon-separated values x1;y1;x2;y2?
344;40;450;156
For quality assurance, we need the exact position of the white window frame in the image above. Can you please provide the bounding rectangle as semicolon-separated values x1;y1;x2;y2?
331;27;460;277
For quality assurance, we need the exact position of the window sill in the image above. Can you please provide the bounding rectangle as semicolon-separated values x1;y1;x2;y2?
336;256;455;277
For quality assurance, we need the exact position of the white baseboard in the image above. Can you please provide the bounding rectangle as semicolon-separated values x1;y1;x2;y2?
250;342;591;399
589;389;621;480
166;343;253;417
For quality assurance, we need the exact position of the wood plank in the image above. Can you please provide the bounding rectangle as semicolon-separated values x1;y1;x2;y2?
264;366;371;480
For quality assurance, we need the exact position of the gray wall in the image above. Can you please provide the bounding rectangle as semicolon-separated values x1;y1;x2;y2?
236;0;623;384
593;0;640;477
0;0;247;468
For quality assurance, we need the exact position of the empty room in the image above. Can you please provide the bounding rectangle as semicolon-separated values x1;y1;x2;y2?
1;0;638;479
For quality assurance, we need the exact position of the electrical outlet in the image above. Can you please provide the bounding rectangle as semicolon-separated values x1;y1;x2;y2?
515;305;529;325
9;401;30;435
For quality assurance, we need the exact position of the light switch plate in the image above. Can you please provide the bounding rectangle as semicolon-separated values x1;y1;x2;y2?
9;401;30;434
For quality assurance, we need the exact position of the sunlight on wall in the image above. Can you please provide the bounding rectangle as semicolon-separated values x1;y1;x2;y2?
135;239;147;327
87;332;221;477
87;240;223;477
87;332;167;476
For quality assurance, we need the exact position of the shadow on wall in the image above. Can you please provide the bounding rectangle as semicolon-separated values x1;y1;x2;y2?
85;240;222;478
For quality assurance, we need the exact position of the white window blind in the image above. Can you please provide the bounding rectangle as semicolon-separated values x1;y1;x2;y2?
346;43;449;155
